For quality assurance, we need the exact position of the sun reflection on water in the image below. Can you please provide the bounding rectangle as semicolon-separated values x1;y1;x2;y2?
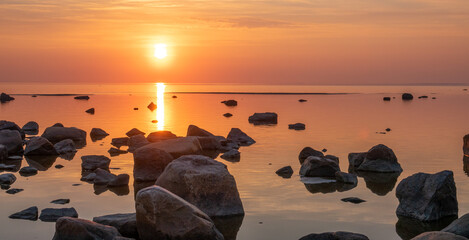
156;83;165;130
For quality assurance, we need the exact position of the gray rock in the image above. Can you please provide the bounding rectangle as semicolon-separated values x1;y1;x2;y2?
135;185;224;240
223;113;233;117
24;137;59;155
341;197;366;204
396;170;458;221
442;213;469;238
81;155;111;171
221;100;237;106
111;137;130;148
19;166;38;176
350;144;402;173
108;174;130;187
288;123;305;130
52;123;64;127
133;146;174;182
299;156;340;178
299;147;324;164
0;130;23;154
335;171;358;184
276;166;294;178
248;112;278;125
22;121;39;133
0;173;16;185
39;208;79;222
227;128;255;146
93;213;137;239
6;188;23;194
52;217;122;240
126;128;145;137
299;231;369;240
187;125;214;137
220;149;240;161
411;232;468;240
127;134;149;152
54;139;77;154
94;169;117;185
146;131;177;142
42;127;86;144
9;206;38;220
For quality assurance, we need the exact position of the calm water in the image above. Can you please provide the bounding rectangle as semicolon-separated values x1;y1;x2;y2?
1;83;469;240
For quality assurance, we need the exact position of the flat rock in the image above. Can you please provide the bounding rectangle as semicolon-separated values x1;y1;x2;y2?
9;206;38;221
42;127;87;144
275;166;294;178
111;137;130;148
0;130;23;154
221;100;237;106
39;208;79;222
411;232;468;240
126;128;145;137
248;112;278;125
223;113;233;117
25;137;59;155
54;139;77;154
299;156;340;178
299;147;324;164
52;217;122;240
133;146;174;182
220;149;240;161
227;128;255;146
0;173;16;185
341;197;366;204
299;231;369;240
6;188;23;194
81;155;111;171
288;123;305;130
146;131;177;142
19;166;38;176
51;199;70;205
93;213;137;239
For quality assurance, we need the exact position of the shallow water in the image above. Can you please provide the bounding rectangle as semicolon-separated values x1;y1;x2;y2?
1;83;469;240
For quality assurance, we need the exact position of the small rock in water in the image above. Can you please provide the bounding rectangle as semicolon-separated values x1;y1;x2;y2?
133;107;138;110
402;93;414;100
51;199;70;205
111;137;129;148
93;169;117;185
74;96;90;100
147;102;157;111
108;147;128;156
298;99;307;102
227;128;255;146
221;99;237;106
55;164;64;169
249;112;278;125
53;217;122;240
322;148;327;152
39;208;78;222
298;147;324;164
288;123;305;130
85;108;95;114
54;139;77;154
432;97;436;99
19;166;38;176
80;173;96;182
90;128;109;141
341;197;366;204
22;121;39;133
0;173;17;185
0;92;15;102
9;206;38;220
172;95;177;98
126;128;145;137
418;95;429;99
386;128;391;132
32;95;37;97
275;166;294;178
24;136;59;156
6;188;24;194
383;97;391;101
81;155;111;171
151;120;158;123
220;149;240;161
72;184;81;186
223;113;233;117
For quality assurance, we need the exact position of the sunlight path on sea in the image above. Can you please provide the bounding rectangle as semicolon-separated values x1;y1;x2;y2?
156;83;165;130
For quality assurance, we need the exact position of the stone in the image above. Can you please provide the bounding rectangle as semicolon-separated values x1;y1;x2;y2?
219;139;240;151
0;92;15;102
348;152;367;171
108;174;130;187
142;137;202;158
22;121;39;133
0;144;7;161
24;137;59;155
0;163;16;170
147;102;157;111
81;155;111;171
299;156;340;177
221;100;237;106
111;137;130;148
135;185;224;240
19;166;38;176
275;166;294;178
0;130;23;154
411;232;468;240
108;147;128;156
335;171;358;184
325;154;339;163
288;123;305;130
146;131;177;142
9;206;38;220
386;128;391;132
442;213;469;238
223;113;233;117
227;128;255;146
85;108;95;114
93;213;137;239
74;95;90;100
402;93;414;100
6;188;23;194
53;139;77;155
196;136;222;151
351;144;402;173
94;168;117;185
90;128;109;141
42;127;87;144
187;125;215;137
248;112;278;125
383;97;391;101
39;208;79;222
127;134;149;152
341;197;366;204
156;155;244;217
52;217;122;240
396;170;458;221
299;147;324;164
126;128;145;137
299;99;307;102
80;172;96;182
52;123;64;127
172;95;177;98
133;146;174;182
220;149;240;161
299;231;369;240
51;199;70;205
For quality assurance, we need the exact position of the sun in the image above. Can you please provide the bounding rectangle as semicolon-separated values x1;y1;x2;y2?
154;43;167;59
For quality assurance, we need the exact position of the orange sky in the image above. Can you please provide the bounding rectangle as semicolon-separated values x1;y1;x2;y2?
1;0;469;84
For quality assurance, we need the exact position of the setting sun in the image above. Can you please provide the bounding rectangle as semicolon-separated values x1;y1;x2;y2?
154;43;167;59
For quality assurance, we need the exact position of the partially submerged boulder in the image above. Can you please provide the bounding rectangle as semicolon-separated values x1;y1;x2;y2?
146;131;177;142
126;128;145;137
227;128;255;146
349;144;402;173
276;166;294;178
299;156;340;178
396;170;458;221
0;130;23;154
93;213;137;239
299;147;324;164
24;137;59;155
335;171;358;184
19;166;38;176
90;128;109;141
133;146;174;182
187;125;214;137
299;231;369;240
220;149;240;161
111;137;129;148
248;112;278;125
0;173;17;185
9;206;38;221
127;134;149;152
52;217;122;240
81;155;111;171
0;93;15;102
54;139;77;154
42;127;86;144
156;155;244;217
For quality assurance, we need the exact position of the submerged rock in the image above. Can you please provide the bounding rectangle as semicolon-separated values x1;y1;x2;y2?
299;147;324;164
223;113;233;117
411;232;468;240
126;128;145;137
81;155;111;171
288;123;305;130
108;147;128;156
42;127;87;144
19;166;38;176
396;170;458;221
93;169;117;185
275;166;294;178
227;128;255;146
221;100;237;106
146;131;177;142
9;206;38;221
108;174;130;187
133;146;174;182
52;217;122;240
396;215;457;240
341;197;366;204
0;130;23;154
6;188;23;194
299;156;340;178
93;213;137;239
299;231;369;240
248;112;278;125
220;149;240;161
54;139;77;154
24;137;59;156
39;208;79;222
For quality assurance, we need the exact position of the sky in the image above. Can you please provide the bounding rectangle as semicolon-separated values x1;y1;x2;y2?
1;0;469;85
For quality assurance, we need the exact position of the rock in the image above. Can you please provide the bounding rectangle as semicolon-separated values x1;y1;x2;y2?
90;128;109;141
156;155;244;217
219;139;240;151
134;107;138;110
74;95;90;100
0;92;15;102
52;217;122;240
147;102;157;111
442;213;469;238
348;152;366;171
85;108;95;114
142;137;203;158
351;144;402;173
227;128;255;146
93;213;137;239
411;232;468;240
288;123;305;130
146;131;177;142
39;208;79;222
196;136;222;151
383;97;391;101
126;128;145;137
80;172;96;182
298;147;324;164
52;123;64;127
22;121;39;133
94;168;117;185
299;156;340;177
402;93;414;100
187;125;214;137
127;134;149;152
248;112;278;125
51;199;70;205
220;149;240;161
386;128;391;132
275;166;294;178
6;188;23;194
223;113;233;117
9;206;38;220
419;95;429;99
299;99;307;102
42;127;87;144
396;170;458;221
0;144;7;161
358;171;400;196
0;130;23;154
135;185;224;240
151;120;158;123
111;137;130;148
19;166;38;176
24;137;59;155
133;146;174;182
108;174;130;187
54;139;77;154
81;155;111;171
0;163;16;170
108;147;128;156
172;95;177;98
299;231;370;240
463;134;469;156
325;154;339;163
396;215;457;240
341;197;366;204
221;100;237;106
335;171;358;184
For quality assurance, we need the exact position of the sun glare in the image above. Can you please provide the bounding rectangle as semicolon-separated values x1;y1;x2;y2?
154;44;167;59
156;82;166;130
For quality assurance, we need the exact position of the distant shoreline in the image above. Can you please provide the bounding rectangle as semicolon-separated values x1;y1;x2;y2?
10;92;354;96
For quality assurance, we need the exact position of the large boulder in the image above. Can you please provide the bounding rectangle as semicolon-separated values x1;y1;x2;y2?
299;156;340;178
133;147;174;182
42;127;86;144
93;213;137;239
111;137;129;148
135;185;224;240
54;139;77;154
128;134;150;152
187;125;214;137
156;155;244;217
197;136;222;151
299;147;324;164
396;170;458;221
299;231;369;240
226;128;255;146
52;217;122;240
442;213;469;237
411;232;468;240
81;155;111;171
24;137;59;155
146;131;177;142
141;137;202;159
0;130;23;154
350;144;402;173
248;112;278;125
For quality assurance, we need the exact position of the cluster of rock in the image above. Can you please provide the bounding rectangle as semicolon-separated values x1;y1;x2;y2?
80;155;129;188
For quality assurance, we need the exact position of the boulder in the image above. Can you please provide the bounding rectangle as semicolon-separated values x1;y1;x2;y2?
275;166;294;178
335;171;358;184
299;231;369;240
0;144;7;161
111;137;130;148
126;128;145;137
341;197;366;204
74;95;90;100
227;128;255;146
288;123;305;130
85;108;95;114
442;213;469;238
94;169;117;185
348;152;366;171
142;137;202;158
197;136;222;150
0;92;15;102
81;172;96;182
24;137;59;155
351;144;402;173
220;149;240;161
0;130;23;154
219;139;239;152
19;166;38;176
187;125;214;137
135;185;224;240
52;123;64;127
108;174;130;187
22;121;39;133
108;147;128;156
42;127;87;144
156;155;244;217
93;213;137;239
128;134;149;152
54;139;77;154
299;147;324;164
248;112;278;125
133;146;174;182
90;128;109;141
402;93;414;100
81;155;111;171
299;156;340;178
221;100;237;106
52;217;122;240
39;208;79;222
396;170;458;221
9;206;38;220
411;232;468;240
146;131;177;142
0;121;24;139
147;102;157;111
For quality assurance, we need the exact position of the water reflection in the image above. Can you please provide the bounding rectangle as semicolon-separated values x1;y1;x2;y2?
395;216;456;240
156;83;165;130
355;171;401;196
25;155;57;171
213;215;244;240
463;156;469;176
301;177;356;194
